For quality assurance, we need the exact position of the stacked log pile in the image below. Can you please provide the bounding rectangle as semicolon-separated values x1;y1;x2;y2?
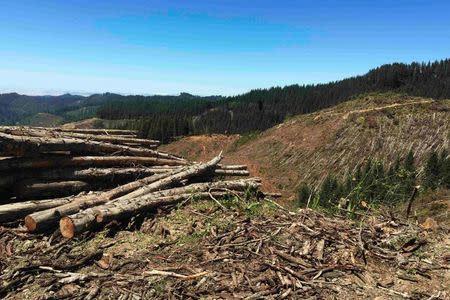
0;126;262;237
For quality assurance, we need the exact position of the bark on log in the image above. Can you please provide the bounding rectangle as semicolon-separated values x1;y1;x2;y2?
103;153;223;204
217;164;248;170
0;156;187;172
55;128;137;136
26;154;221;232
60;191;229;238
95;178;259;224
0;127;159;148
24;169;184;232
0;167;172;189
0;132;180;160
15;180;90;200
214;169;250;176
60;178;259;238
0;195;82;223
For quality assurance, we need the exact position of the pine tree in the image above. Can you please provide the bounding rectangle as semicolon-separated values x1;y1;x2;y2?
402;150;416;199
372;161;386;202
344;173;353;196
297;184;312;207
424;151;441;190
319;175;339;207
385;158;402;202
440;149;450;188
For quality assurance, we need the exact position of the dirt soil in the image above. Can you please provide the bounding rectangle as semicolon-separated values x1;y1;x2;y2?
161;134;240;163
1;198;449;299
61;118;105;129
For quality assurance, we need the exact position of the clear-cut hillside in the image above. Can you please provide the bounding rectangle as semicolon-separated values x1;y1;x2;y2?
161;93;450;199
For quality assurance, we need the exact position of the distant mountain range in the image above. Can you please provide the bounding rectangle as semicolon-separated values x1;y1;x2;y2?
0;93;84;124
0;92;221;126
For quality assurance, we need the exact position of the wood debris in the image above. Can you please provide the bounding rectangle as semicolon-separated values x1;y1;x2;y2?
0;126;262;233
0;126;447;299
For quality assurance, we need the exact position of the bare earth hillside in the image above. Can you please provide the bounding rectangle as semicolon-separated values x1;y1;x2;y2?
161;93;450;200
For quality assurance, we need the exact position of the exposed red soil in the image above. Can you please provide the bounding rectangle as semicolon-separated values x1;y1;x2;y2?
160;134;240;162
61;118;104;129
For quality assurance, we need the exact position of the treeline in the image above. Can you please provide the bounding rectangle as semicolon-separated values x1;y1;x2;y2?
93;93;221;143
94;59;450;142
297;149;450;211
96;93;221;120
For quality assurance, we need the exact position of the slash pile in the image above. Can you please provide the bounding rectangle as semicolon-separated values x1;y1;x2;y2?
0;203;448;299
0;126;261;238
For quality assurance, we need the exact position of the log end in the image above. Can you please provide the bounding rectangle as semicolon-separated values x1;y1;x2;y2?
60;217;75;239
95;213;104;223
24;215;37;232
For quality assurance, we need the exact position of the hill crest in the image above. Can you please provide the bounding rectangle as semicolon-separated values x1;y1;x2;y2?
161;93;450;199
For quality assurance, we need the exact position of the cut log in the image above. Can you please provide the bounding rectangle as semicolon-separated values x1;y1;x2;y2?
0;167;172;189
217;164;248;170
60;178;259;238
0;156;187;172
214;169;250;176
0;132;181;160
0;195;84;223
24;169;183;232
0;127;159;148
15;180;90;200
60;191;228;238
102;153;223;203
95;178;260;224
54;128;137;136
25;153;222;232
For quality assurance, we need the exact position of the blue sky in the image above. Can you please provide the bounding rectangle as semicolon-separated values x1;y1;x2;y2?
1;0;449;96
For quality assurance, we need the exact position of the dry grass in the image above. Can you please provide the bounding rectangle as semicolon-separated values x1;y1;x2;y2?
162;93;450;200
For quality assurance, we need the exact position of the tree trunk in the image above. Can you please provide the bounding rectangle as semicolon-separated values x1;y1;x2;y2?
0;167;175;189
0;132;181;160
0;127;159;148
104;153;223;203
25;153;222;232
95;178;259;224
214;169;250;176
59;192;221;238
0;156;187;172
15;180;90;200
0;196;78;223
60;178;259;238
217;164;248;170
24;169;183;232
54;128;137;136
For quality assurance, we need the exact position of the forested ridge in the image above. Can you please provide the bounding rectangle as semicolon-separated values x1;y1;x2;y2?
0;93;84;124
96;59;450;142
